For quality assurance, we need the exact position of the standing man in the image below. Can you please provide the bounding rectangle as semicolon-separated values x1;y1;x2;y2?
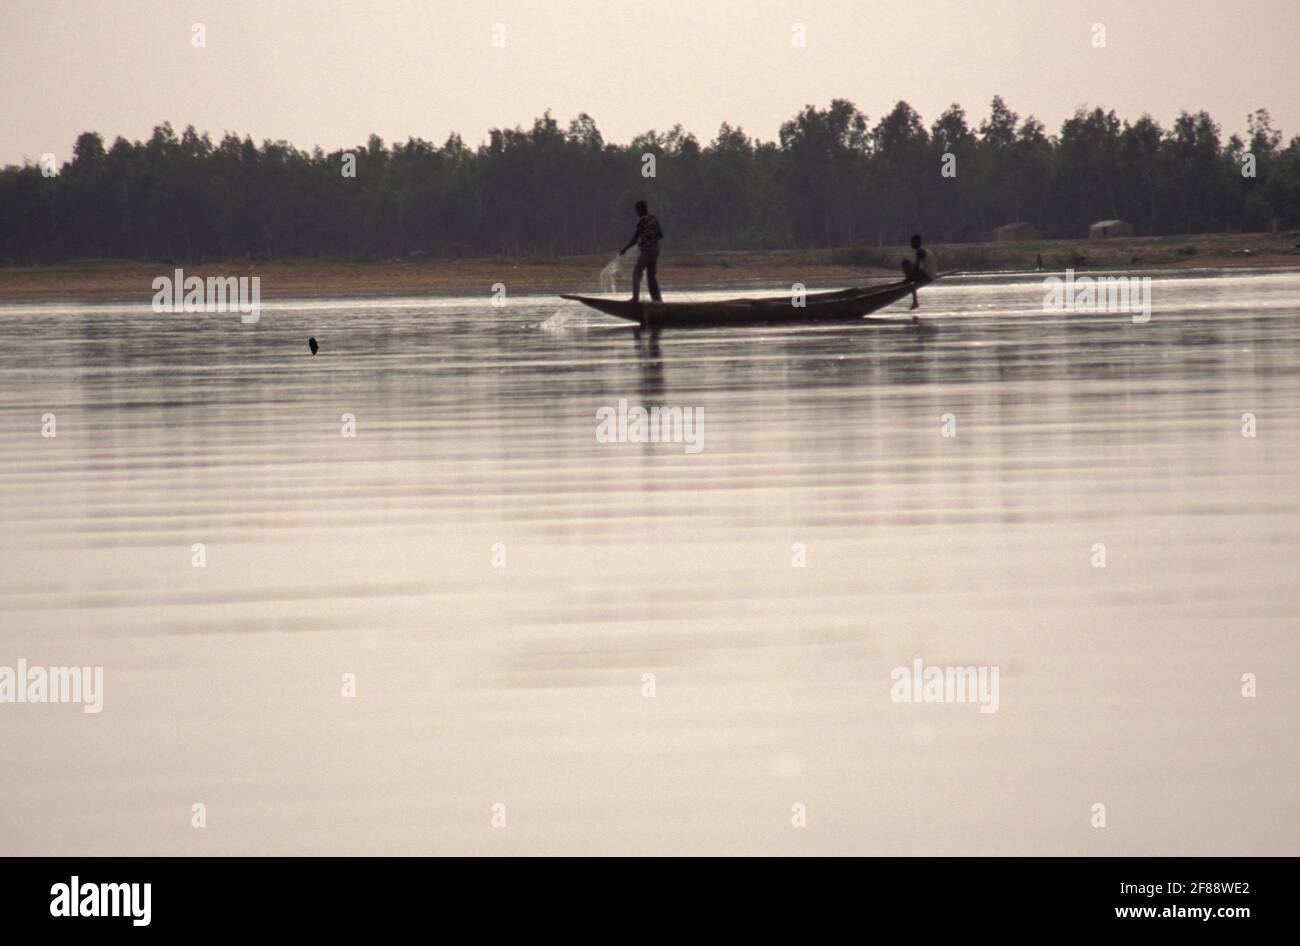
619;200;664;303
901;233;938;310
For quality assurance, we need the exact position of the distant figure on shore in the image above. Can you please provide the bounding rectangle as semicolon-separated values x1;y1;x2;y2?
901;234;937;310
308;337;319;355
619;200;664;303
1036;254;1044;272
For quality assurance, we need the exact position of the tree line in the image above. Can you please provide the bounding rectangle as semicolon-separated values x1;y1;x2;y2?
3;97;1298;264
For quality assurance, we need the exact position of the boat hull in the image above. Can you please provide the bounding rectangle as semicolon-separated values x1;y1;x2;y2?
560;280;921;328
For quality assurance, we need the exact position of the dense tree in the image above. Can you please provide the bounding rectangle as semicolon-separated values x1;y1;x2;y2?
2;98;1297;265
777;100;870;247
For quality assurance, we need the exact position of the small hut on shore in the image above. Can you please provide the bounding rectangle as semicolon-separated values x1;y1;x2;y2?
992;222;1041;242
1089;219;1133;239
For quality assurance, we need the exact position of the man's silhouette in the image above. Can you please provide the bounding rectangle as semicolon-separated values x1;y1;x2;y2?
619;200;664;303
901;234;938;310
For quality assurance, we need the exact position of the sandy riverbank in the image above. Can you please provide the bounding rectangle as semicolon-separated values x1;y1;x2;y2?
2;232;1297;302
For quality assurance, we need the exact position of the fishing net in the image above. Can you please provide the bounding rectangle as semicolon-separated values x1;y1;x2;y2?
598;254;623;293
542;254;625;330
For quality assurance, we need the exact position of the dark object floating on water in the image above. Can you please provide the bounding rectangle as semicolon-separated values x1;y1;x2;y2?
561;278;939;329
308;337;319;355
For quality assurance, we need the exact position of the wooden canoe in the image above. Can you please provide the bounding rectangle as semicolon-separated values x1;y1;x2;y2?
560;279;924;328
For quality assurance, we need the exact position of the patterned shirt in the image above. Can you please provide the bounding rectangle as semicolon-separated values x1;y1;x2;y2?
635;214;664;249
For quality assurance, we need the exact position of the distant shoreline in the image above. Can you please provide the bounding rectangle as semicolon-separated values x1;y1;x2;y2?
2;232;1297;302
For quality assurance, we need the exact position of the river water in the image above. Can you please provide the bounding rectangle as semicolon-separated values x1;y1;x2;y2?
1;269;1297;854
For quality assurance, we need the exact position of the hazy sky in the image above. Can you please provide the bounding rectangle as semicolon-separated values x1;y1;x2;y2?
3;0;1298;165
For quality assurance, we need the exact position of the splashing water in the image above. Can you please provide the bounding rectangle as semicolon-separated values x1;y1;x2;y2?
537;255;624;331
539;307;584;331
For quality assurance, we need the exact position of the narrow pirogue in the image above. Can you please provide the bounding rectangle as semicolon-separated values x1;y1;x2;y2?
561;278;928;328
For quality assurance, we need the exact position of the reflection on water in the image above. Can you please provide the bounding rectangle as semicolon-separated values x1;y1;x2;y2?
1;270;1298;854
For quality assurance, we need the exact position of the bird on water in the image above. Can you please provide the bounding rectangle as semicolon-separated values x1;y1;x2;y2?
308;337;319;355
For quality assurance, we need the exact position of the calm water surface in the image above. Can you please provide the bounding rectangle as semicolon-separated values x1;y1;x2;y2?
1;270;1298;854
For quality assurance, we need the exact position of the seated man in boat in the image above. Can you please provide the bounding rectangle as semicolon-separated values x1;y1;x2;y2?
901;233;938;310
618;200;664;303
